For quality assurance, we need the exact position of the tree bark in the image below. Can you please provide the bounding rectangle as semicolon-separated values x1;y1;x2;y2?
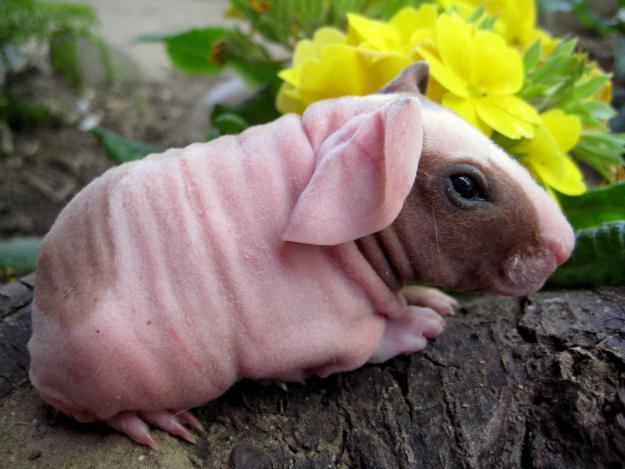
1;275;624;468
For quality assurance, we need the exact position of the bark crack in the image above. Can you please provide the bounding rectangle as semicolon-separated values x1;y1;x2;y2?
520;418;534;469
441;381;476;468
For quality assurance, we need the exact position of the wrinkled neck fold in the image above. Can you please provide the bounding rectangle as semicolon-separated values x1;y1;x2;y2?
356;225;415;292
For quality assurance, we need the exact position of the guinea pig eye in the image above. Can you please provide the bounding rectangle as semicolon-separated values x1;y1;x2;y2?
445;165;490;209
450;175;485;201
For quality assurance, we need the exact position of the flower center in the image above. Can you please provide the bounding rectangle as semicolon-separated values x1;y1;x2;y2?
467;84;484;99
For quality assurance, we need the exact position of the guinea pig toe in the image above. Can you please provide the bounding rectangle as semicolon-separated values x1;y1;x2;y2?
403;306;445;339
139;410;198;444
401;286;458;316
400;334;428;356
420;312;445;339
105;411;160;450
432;296;458;316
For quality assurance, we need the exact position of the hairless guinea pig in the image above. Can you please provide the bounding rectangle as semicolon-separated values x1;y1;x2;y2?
28;62;575;448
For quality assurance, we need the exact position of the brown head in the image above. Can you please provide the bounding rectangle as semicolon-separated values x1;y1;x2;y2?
362;62;575;296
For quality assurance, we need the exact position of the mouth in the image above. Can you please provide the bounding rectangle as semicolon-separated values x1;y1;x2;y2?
490;279;547;297
492;249;559;296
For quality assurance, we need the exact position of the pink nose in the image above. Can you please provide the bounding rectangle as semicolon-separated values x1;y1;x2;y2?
543;230;575;265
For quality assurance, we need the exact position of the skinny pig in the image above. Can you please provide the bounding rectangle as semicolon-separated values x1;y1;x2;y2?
28;63;574;448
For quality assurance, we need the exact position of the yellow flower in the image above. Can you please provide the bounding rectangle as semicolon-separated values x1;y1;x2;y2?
277;5;438;114
439;0;558;52
346;5;438;53
417;13;539;139
516;109;586;195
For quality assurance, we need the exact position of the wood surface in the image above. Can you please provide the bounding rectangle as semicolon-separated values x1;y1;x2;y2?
1;276;623;468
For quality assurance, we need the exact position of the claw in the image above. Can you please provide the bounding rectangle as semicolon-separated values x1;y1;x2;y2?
139;410;197;444
105;411;159;449
173;409;204;432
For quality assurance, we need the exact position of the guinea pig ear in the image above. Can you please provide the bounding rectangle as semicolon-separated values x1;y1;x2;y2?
379;61;429;95
282;97;423;245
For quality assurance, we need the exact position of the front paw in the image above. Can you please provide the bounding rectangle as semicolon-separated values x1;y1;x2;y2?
401;285;458;316
370;306;445;364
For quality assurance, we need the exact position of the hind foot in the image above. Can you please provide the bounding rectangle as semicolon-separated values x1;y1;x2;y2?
369;306;444;364
105;409;203;449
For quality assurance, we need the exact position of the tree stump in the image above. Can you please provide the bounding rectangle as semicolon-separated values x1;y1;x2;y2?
0;275;623;468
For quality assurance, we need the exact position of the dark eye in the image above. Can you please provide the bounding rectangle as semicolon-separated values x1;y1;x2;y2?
450;175;485;201
445;165;490;209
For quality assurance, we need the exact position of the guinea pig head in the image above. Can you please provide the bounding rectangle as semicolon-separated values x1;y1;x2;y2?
380;62;575;296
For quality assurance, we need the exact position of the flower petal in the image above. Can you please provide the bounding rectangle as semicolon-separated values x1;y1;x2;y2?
540;109;581;153
293;45;411;106
475;96;538;139
499;0;536;48
313;27;346;47
347;13;400;51
516;120;585;195
292;39;316;67
525;151;586;195
472;30;524;95
369;54;414;90
276;83;306;114
436;14;474;88
442;93;491;135
417;43;469;97
278;66;301;87
298;45;369;99
292;28;345;68
390;5;438;45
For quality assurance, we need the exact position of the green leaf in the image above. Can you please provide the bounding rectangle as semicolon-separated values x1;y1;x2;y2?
91;127;161;164
49;30;84;91
573;130;625;177
328;0;367;26
0;0;96;50
0;95;58;129
521;39;581;103
573;74;611;100
362;0;424;20
559;181;625;230
547;221;625;288
143;27;282;85
143;27;226;73
560;98;617;128
209;84;280;139
467;3;487;23
0;237;41;276
231;60;284;87
212;113;249;136
581;101;616;120
523;39;542;72
220;29;284;86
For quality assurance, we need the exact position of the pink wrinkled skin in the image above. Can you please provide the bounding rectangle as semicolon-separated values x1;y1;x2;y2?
28;71;574;447
29;97;423;426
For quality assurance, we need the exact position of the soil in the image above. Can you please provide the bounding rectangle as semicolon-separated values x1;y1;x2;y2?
0;64;229;288
1;67;218;240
